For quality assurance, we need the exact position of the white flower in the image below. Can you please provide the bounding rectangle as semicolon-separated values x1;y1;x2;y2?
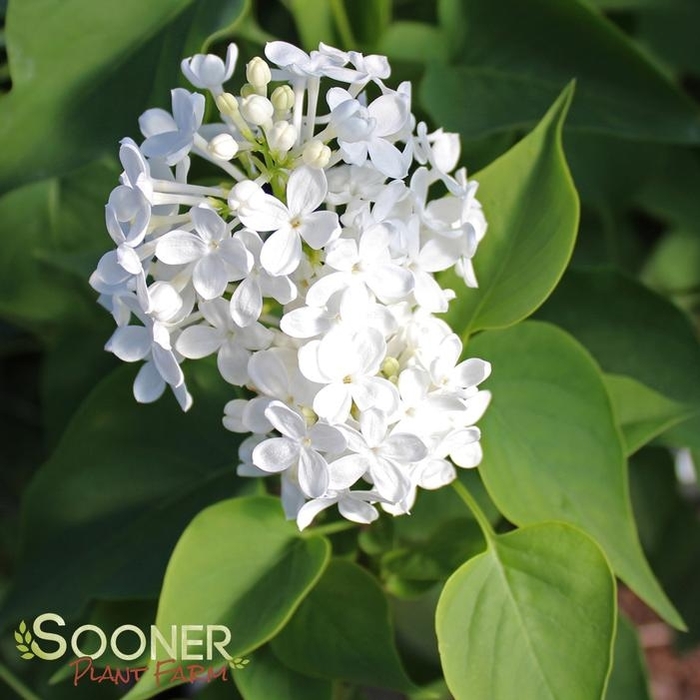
296;489;384;530
252;401;346;497
155;206;252;300
327;88;409;178
237;166;339;276
140;89;205;165
93;39;492;528
265;41;346;79
306;223;413;306
181;44;237;94
429;334;492;397
330;408;427;502
176;298;272;385
104;291;190;411
298;328;399;424
229;229;297;327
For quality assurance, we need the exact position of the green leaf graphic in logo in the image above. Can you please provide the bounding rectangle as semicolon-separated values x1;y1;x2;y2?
14;620;34;660
230;656;250;670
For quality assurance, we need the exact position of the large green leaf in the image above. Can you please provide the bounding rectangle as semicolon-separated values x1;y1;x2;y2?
440;85;579;337
123;496;331;700
0;0;246;193
535;267;700;407
271;559;415;692
379;22;449;63
604;374;696;455
423;0;700;142
236;646;332;700
0;159;118;331
0;362;248;628
469;321;683;627
436;522;616;700
630;448;700;648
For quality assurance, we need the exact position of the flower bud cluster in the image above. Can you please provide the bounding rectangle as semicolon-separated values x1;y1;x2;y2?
90;41;491;528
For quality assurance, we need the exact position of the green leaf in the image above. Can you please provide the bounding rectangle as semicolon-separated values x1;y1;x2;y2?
439;85;579;336
605;614;651;700
0;0;246;193
345;0;392;48
124;497;330;700
381;518;485;584
0;159;118;331
535;267;700;407
272;559;415;692
379;22;448;63
637;2;700;77
604;374;696;455
630;448;700;648
642;228;700;297
0;362;249;627
236;646;332;700
424;0;700;142
41;323;119;450
436;522;616;700
285;0;335;51
469;321;683;627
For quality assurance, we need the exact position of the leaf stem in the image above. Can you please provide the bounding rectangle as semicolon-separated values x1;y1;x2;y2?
303;520;359;538
330;0;357;49
452;479;496;543
0;662;42;700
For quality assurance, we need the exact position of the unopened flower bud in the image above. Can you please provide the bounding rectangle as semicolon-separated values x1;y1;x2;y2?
240;95;274;126
300;405;317;426
302;140;331;168
228;180;263;212
267;121;297;153
271;85;295;113
381;356;400;379
207;133;239;161
239;83;256;98
216;92;239;118
246;57;272;91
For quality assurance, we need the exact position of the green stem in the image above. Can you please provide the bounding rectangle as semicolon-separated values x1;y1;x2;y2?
452;479;496;543
0;663;42;700
303;520;359;538
330;0;357;49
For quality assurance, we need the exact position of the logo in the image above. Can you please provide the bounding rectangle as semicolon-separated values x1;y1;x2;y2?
14;614;248;688
14;621;34;659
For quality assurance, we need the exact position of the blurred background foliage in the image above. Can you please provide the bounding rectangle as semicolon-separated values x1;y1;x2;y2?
0;0;699;698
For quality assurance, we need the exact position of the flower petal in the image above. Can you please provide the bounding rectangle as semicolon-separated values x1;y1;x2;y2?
156;231;206;264
265;401;306;440
309;423;347;454
252;437;298;473
296;497;337;530
382;433;428;463
298;447;330;498
231;276;263;327
218;341;250;385
287;165;327;216
313;383;352;424
105;326;151;362
328;454;369;490
133;361;165;404
260;227;302;276
338;495;379;524
176;325;222;358
298;211;340;249
193;254;229;300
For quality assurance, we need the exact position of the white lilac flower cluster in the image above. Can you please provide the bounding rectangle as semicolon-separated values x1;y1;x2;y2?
90;41;492;529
